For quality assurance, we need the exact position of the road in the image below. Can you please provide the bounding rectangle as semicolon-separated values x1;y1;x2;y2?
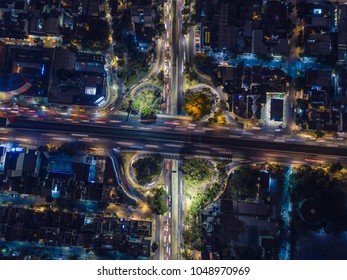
109;149;146;203
162;159;172;260
7;117;347;166
170;0;184;115
170;0;179;115
170;160;179;259
8;118;347;157
177;161;184;260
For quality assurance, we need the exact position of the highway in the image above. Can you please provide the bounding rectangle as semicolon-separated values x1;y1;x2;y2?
170;0;179;115
8;118;347;157
170;160;179;259
170;0;184;115
177;0;184;115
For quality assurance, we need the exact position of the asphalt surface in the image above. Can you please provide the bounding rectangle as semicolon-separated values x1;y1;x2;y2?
170;0;179;115
8;118;347;157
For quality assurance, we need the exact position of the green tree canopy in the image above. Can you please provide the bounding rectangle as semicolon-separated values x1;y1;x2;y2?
328;161;343;173
132;90;162;117
181;159;212;185
267;163;286;179
184;90;213;120
147;187;168;215
132;155;163;185
151;241;159;252
227;166;259;200
314;130;324;139
81;19;110;52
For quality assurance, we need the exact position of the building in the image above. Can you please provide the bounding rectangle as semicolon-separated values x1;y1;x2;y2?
29;9;60;35
81;0;99;17
0;0;30;37
131;0;152;27
135;23;153;52
304;28;331;56
49;48;106;106
337;5;347;62
270;98;284;122
3;46;54;102
199;0;237;51
262;1;288;42
0;204;153;258
4;148;25;178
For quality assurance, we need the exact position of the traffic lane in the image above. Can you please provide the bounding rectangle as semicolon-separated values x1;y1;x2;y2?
9;118;347;157
4;126;347;174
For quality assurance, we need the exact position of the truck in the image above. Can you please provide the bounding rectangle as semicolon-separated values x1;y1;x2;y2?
0;117;9;127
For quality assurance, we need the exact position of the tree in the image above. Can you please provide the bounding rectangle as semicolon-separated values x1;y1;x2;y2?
151;241;159;252
154;23;165;37
289;163;347;233
157;70;164;82
181;159;212;185
121;8;133;31
147;187;168;215
132;155;163;185
328;162;343;173
81;19;110;52
267;163;286;179
121;70;137;87
182;183;221;253
314;130;324;139
209;109;226;124
184;90;213;120
113;42;126;57
131;90;162;117
227;166;259;200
